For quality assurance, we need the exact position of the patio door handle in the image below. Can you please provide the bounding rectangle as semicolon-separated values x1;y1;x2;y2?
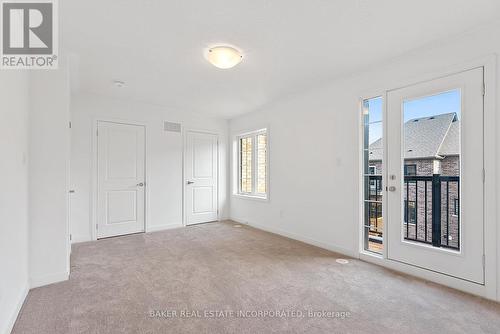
187;181;194;185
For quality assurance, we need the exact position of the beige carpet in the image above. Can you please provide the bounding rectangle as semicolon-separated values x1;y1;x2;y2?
13;221;500;334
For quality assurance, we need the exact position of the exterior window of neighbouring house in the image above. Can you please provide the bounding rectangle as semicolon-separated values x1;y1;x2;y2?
404;164;417;176
404;200;416;224
238;129;267;198
453;198;459;216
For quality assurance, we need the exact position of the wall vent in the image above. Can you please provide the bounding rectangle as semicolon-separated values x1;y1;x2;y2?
164;121;181;133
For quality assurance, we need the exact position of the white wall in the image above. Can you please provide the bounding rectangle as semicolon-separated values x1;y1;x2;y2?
230;83;360;256
0;72;30;334
29;61;71;288
229;20;500;301
70;94;228;242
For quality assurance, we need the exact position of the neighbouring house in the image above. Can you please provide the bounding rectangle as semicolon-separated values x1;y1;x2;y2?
368;112;460;249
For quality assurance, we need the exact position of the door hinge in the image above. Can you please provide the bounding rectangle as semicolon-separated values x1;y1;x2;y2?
483;254;485;268
96;224;98;230
482;82;486;97
69;234;72;241
482;169;486;183
69;121;72;129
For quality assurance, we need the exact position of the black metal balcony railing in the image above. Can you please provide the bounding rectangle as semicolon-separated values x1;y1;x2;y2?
367;175;460;251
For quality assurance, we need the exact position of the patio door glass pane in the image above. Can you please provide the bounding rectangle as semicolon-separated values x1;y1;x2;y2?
363;97;383;254
402;90;461;250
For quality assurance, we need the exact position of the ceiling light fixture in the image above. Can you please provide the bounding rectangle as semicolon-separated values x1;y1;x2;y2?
206;46;243;69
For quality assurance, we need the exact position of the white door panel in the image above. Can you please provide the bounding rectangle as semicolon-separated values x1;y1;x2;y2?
97;121;145;238
386;68;484;284
185;131;218;225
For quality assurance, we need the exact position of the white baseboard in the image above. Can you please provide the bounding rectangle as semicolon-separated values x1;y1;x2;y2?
230;217;357;258
30;271;69;289
71;234;91;244
2;281;29;334
229;218;497;302
72;224;185;243
359;252;495;301
147;223;183;233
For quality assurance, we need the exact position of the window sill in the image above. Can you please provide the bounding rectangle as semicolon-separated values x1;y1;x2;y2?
232;193;269;202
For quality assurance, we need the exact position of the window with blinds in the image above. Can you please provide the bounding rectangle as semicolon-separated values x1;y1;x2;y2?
238;129;268;198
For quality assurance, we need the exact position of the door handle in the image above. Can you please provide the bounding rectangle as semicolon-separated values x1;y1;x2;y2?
137;182;144;187
187;181;194;185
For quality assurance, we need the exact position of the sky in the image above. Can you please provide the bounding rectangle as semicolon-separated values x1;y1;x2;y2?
366;89;461;144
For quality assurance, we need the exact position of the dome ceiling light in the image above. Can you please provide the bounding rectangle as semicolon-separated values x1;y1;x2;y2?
206;46;243;69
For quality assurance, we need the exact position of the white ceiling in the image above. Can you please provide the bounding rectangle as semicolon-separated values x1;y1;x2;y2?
62;0;500;119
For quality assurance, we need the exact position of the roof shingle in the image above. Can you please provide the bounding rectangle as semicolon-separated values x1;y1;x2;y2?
369;112;459;161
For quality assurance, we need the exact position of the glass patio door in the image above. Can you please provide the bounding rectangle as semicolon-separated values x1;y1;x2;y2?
386;68;484;284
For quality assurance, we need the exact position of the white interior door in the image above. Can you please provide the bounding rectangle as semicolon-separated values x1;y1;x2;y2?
386;68;484;284
185;131;218;225
97;121;146;238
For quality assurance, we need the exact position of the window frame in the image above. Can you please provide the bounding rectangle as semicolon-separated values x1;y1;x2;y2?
361;96;384;255
404;164;417;176
453;198;459;216
404;200;417;225
238;135;253;195
236;128;268;200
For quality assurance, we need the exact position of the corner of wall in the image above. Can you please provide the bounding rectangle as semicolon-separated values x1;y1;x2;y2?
28;55;71;289
29;271;69;289
1;281;29;334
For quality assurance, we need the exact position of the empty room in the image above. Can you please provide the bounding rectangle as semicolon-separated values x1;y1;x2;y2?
2;0;500;333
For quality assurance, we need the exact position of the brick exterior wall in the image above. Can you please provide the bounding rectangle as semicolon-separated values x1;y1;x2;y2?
440;156;459;248
368;156;460;249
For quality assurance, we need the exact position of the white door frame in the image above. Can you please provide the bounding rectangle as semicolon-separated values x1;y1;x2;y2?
358;55;497;301
183;128;220;226
91;119;149;241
